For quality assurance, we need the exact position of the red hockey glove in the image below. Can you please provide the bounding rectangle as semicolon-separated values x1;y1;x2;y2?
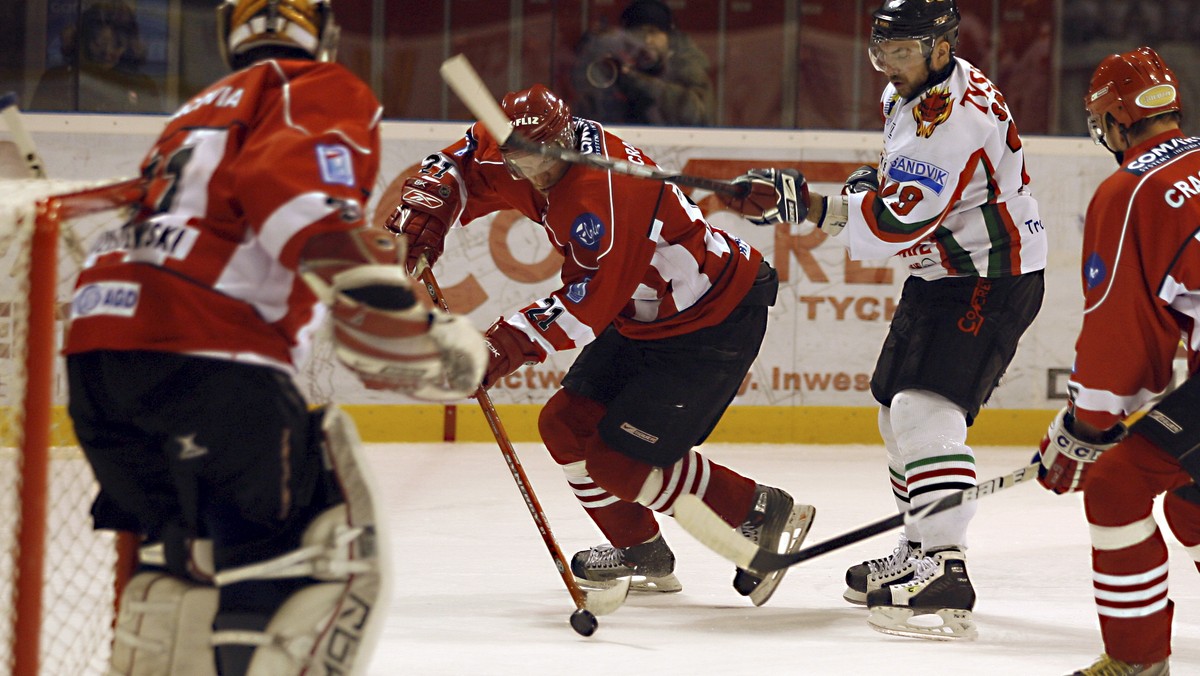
481;318;546;389
842;164;879;195
383;174;460;272
1034;407;1126;494
720;168;809;226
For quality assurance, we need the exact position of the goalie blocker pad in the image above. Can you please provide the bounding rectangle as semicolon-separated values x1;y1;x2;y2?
211;406;390;676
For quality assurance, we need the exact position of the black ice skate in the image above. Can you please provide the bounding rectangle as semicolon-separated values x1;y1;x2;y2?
732;484;816;606
866;547;977;640
571;533;682;593
843;534;922;605
1070;654;1170;676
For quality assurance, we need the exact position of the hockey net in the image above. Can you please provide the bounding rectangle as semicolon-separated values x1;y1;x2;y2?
0;178;143;676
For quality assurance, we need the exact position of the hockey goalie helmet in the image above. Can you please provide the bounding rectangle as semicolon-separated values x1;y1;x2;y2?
217;0;339;70
499;84;575;188
1085;46;1181;146
868;0;960;73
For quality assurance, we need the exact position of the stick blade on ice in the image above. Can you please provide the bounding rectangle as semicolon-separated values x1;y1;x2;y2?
439;55;512;145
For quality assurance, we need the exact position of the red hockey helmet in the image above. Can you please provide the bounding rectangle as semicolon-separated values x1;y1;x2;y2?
499;84;575;186
1086;46;1180;143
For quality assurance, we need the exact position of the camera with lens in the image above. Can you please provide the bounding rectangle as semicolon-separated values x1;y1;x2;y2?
580;30;641;89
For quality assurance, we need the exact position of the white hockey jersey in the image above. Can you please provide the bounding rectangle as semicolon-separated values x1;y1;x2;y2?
842;57;1047;280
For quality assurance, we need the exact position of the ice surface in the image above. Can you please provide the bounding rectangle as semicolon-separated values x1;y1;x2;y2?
367;443;1200;675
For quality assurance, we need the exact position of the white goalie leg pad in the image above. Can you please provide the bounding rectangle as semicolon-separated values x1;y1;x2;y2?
212;406;391;676
109;571;219;676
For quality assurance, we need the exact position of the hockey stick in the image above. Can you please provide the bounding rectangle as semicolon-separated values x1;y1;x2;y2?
673;461;1042;575
414;261;629;627
438;54;746;196
0;92;90;264
0;92;47;178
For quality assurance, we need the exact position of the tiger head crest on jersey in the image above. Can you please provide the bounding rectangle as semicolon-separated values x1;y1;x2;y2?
217;0;340;70
1085;46;1181;150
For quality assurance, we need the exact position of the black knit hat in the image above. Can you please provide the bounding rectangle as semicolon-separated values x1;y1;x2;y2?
620;0;673;32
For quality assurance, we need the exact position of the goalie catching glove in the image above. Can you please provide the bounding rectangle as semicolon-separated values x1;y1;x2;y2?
1034;407;1127;494
328;266;486;400
300;229;486;400
720;168;809;226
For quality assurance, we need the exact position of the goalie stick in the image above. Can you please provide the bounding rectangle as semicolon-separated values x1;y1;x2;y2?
0;91;90;264
438;54;746;197
0;92;47;179
673;461;1041;575
413;260;630;622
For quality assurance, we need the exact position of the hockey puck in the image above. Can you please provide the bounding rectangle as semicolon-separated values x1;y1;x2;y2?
569;608;597;636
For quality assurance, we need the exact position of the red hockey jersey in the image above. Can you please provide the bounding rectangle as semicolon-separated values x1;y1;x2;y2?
419;119;761;359
1069;130;1200;429
64;59;382;373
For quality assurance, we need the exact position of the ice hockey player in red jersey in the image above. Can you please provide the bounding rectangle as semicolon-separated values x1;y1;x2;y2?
719;0;1046;639
64;1;485;674
1033;46;1200;676
386;83;814;606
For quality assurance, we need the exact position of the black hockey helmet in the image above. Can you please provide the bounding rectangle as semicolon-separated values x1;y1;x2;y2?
869;0;959;74
871;0;960;43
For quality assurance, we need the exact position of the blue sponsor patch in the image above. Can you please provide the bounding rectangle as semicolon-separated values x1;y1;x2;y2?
1084;252;1107;290
71;282;140;318
316;143;355;186
566;277;590;303
886;155;949;195
571;213;606;251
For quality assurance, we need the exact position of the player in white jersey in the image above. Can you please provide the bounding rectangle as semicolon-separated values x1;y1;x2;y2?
720;0;1045;640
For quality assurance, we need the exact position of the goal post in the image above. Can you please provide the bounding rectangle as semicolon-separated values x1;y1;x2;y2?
0;177;143;676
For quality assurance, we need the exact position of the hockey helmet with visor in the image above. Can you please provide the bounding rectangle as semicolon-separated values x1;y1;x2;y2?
868;0;960;73
499;84;575;188
1085;46;1181;149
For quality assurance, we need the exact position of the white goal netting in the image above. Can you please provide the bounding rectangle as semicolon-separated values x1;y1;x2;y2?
0;177;141;676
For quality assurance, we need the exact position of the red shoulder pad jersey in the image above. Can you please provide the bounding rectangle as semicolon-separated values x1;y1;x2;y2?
64;59;382;373
419;119;761;360
1070;130;1200;429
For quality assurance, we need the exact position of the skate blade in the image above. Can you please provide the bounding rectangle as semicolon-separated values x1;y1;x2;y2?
867;606;977;641
576;572;681;594
842;588;867;606
746;504;816;607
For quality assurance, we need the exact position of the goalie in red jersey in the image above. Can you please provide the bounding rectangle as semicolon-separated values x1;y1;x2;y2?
64;2;485;674
386;83;814;606
1032;46;1200;676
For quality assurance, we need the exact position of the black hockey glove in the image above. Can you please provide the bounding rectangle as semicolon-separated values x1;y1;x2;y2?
842;164;879;195
720;168;809;226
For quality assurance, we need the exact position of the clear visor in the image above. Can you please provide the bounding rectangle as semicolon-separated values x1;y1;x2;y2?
502;149;563;180
868;38;931;73
1087;113;1107;147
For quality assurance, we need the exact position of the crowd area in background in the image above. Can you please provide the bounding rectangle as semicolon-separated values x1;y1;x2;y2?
3;0;1197;136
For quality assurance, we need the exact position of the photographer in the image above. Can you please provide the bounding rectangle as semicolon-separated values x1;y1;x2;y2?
571;0;714;126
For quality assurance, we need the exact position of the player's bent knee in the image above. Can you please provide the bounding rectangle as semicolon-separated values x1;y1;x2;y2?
110;571;219;676
539;389;605;465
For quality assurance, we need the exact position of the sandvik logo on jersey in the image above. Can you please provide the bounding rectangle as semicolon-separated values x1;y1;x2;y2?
71;282;140;318
566;277;590;303
316;143;355;186
1084;252;1107;290
571;213;606;250
887;155;948;195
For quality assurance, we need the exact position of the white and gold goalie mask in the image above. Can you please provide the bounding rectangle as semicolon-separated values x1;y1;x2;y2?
216;0;340;69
